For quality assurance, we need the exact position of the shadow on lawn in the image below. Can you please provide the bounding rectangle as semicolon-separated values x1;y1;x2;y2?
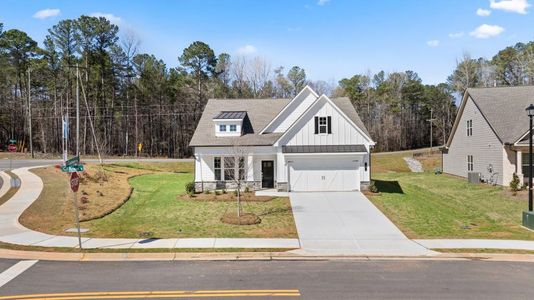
374;180;404;194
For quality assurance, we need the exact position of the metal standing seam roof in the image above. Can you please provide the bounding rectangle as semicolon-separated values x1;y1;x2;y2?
213;111;247;119
282;145;367;153
466;86;534;144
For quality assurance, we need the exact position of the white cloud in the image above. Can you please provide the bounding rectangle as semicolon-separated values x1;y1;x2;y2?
470;24;505;38
33;8;60;19
90;12;122;25
476;8;492;16
448;32;465;38
236;45;257;56
317;0;331;5
426;40;440;47
490;0;531;14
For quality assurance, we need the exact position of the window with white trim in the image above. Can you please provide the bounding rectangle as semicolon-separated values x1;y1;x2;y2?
214;157;221;181
224;157;235;180
219;124;227;132
466;119;472;136
229;124;237;132
467;155;473;171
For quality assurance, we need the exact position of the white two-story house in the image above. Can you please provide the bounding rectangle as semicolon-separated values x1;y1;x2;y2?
189;86;375;192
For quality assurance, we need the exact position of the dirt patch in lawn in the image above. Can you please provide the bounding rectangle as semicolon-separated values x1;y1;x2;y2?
183;192;275;202
221;212;262;225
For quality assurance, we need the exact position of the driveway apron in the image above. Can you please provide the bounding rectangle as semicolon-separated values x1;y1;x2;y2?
289;192;434;256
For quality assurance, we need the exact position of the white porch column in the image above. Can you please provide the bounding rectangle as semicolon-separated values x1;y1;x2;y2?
195;154;202;182
246;154;254;182
276;148;286;183
517;150;523;176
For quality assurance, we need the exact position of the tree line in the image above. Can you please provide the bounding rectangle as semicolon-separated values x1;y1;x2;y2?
0;16;532;156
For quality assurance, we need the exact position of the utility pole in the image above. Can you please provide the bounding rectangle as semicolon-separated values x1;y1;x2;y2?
76;64;80;157
427;108;436;152
27;69;34;158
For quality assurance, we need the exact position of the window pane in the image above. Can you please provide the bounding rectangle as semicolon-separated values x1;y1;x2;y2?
319;117;326;125
230;125;237;132
215;169;221;181
224;157;235;181
319;126;327;134
220;125;226;132
214;157;221;168
238;157;245;180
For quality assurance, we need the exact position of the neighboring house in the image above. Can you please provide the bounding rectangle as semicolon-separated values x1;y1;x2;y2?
189;86;375;192
442;86;534;186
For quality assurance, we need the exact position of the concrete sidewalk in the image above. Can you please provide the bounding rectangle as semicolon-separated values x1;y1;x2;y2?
416;239;534;251
0;167;299;250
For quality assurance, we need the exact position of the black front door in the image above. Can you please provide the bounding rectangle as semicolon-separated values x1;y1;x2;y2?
261;160;274;189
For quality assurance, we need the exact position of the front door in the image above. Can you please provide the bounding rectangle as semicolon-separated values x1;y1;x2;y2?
261;160;274;189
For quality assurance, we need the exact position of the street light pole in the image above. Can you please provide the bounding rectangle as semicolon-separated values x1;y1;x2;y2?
530;113;533;212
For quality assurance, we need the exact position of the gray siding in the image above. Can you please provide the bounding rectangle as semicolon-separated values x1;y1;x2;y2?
443;96;505;185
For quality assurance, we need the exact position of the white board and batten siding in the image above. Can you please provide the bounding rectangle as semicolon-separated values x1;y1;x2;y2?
279;97;372;189
443;96;505;185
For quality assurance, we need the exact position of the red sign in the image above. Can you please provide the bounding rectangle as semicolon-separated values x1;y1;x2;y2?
70;172;80;193
7;144;16;153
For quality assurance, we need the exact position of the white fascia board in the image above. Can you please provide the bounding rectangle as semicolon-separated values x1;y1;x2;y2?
213;118;244;122
274;94;375;146
259;85;319;134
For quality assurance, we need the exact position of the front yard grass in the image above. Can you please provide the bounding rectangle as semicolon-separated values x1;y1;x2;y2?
369;172;534;240
21;162;297;239
83;172;297;238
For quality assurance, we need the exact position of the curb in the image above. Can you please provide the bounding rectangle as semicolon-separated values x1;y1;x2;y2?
1;248;534;262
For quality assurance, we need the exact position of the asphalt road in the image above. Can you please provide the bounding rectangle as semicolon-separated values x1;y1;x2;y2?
0;259;533;299
0;158;193;170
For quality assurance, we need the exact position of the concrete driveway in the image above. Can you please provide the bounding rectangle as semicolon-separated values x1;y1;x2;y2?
289;191;434;256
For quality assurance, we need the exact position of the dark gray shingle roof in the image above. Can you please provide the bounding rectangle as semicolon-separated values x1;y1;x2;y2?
189;97;372;147
282;145;367;153
213;111;247;119
468;86;534;143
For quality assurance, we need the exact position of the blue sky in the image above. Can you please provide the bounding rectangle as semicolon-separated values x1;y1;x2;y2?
1;0;533;84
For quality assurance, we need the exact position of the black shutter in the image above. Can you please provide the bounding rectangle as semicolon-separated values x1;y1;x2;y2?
314;116;319;134
327;116;332;134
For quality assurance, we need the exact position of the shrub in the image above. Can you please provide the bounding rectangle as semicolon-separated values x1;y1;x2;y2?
185;181;196;195
244;186;250;193
204;189;211;194
215;190;221;195
222;189;227;194
368;180;378;193
510;173;521;192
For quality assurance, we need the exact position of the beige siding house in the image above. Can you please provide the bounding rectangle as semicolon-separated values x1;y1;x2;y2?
443;86;534;186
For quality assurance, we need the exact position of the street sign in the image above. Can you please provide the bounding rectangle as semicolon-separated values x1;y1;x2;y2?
7;144;16;152
66;156;80;167
61;165;84;173
70;172;80;192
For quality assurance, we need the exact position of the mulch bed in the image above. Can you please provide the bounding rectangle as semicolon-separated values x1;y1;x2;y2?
180;192;276;202
220;212;262;225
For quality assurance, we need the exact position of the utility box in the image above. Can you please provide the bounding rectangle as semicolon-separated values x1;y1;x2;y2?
468;172;481;184
523;211;534;230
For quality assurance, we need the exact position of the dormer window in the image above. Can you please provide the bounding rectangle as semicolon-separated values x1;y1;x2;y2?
213;111;247;137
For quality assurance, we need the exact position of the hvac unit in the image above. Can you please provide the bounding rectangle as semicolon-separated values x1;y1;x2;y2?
468;172;481;184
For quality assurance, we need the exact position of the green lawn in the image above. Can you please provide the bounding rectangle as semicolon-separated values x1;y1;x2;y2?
83;172;297;238
369;172;534;240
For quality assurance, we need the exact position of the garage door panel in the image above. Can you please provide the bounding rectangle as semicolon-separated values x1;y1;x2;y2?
289;157;360;192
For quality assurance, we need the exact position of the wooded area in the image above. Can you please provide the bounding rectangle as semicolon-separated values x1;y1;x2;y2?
0;16;533;156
